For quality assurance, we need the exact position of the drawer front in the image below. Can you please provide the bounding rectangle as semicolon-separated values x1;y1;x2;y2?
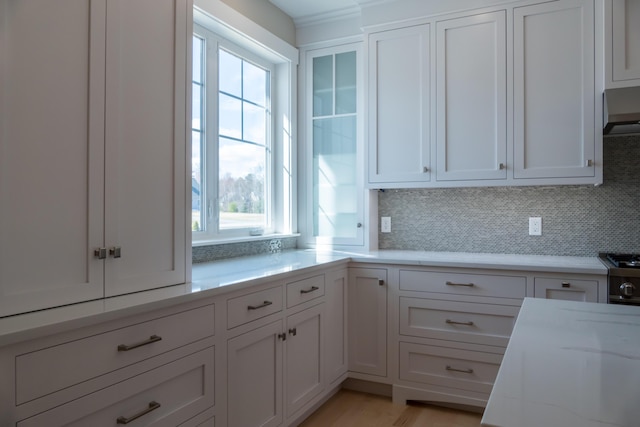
399;342;501;394
16;304;215;405
399;269;526;299
534;277;598;302
286;274;325;308
399;297;519;347
227;285;283;329
18;346;215;427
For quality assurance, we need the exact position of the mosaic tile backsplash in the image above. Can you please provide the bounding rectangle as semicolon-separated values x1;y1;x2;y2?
378;134;640;256
192;236;297;263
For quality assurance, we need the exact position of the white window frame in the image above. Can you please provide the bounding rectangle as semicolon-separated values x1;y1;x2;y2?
192;5;297;245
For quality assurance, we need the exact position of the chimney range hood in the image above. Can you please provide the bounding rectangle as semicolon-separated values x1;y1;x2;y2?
603;86;640;135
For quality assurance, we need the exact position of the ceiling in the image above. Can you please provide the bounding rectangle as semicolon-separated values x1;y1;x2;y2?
269;0;361;23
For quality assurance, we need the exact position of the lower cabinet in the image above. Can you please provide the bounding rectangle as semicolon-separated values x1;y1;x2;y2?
348;267;388;378
227;320;284;427
324;268;348;385
285;304;324;418
0;300;217;427
19;347;215;427
534;276;599;302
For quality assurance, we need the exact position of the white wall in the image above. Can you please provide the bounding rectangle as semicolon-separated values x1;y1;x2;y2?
220;0;296;45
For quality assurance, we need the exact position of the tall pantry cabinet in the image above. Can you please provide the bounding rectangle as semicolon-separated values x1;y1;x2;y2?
0;0;190;317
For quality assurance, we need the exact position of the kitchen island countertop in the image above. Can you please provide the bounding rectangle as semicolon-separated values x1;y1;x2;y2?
482;297;640;427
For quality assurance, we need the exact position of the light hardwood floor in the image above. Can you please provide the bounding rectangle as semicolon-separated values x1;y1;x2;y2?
299;390;483;427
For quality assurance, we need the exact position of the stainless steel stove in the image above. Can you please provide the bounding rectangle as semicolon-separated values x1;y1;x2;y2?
599;253;640;305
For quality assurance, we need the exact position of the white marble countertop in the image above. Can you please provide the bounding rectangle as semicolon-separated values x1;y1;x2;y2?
482;298;640;427
0;249;607;347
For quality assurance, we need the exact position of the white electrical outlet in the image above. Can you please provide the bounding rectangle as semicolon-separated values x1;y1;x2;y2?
381;217;391;233
529;217;542;236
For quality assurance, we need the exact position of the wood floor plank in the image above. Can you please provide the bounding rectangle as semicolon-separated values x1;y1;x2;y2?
300;390;483;427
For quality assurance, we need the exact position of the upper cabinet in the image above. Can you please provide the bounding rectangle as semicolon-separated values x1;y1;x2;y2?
513;0;598;181
367;24;431;186
606;0;640;88
0;0;190;317
365;0;602;189
435;11;507;183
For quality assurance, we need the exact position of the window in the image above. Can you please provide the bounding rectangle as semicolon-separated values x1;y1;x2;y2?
192;20;292;242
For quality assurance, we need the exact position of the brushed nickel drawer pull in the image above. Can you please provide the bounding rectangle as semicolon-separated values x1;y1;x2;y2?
446;365;474;374
117;335;162;352
116;401;161;424
446;281;474;287
446;319;474;326
562;282;571;288
300;286;319;294
248;300;273;310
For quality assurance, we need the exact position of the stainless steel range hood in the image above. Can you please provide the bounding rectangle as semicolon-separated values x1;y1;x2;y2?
603;86;640;135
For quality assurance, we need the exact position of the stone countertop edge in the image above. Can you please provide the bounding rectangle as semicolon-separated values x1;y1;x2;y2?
0;249;607;347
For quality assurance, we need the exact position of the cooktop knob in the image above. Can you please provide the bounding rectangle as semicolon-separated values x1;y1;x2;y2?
620;282;635;297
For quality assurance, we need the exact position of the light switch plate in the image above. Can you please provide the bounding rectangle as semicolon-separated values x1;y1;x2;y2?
381;217;391;233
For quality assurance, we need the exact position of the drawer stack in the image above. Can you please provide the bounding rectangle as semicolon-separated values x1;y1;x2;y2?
396;268;526;407
3;302;216;426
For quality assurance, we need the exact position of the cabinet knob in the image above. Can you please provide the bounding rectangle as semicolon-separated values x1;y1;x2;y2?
109;246;122;258
586;159;593;167
378;279;385;286
561;282;570;288
94;248;107;259
423;166;429;173
277;333;287;341
288;328;297;336
499;163;506;170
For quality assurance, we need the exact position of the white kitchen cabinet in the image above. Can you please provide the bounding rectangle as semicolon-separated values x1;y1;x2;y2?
367;24;431;185
285;303;324;418
435;11;507;182
227;320;284;427
394;267;525;408
513;0;598;181
348;267;388;378
0;0;189;317
534;276;599;302
324;268;348;385
0;300;216;426
606;0;640;87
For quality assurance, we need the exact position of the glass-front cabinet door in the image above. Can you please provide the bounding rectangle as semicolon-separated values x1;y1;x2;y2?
305;43;363;246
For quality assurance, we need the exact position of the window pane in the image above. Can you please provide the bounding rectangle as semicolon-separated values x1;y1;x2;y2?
243;61;267;107
219;49;242;97
192;82;202;130
219;137;266;229
243;102;266;145
192;130;203;231
336;51;356;114
313;55;333;117
313;116;357;238
219;93;242;139
193;36;203;83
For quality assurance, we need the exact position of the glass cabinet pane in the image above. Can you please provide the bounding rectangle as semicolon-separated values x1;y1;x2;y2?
336;51;356;114
313;55;333;117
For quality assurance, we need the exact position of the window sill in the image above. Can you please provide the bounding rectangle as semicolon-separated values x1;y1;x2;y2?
192;233;300;247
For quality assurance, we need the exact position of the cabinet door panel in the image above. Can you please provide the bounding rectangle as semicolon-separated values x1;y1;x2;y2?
368;25;431;184
104;0;188;296
348;267;387;377
513;0;595;179
612;0;640;82
0;0;105;316
436;11;506;181
286;304;323;417
228;320;283;427
325;269;348;384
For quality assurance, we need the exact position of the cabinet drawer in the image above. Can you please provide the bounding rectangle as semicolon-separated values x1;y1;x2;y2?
16;304;215;405
399;342;501;394
227;285;283;329
399;297;519;347
18;346;215;427
534;277;598;302
399;269;526;299
286;275;325;308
